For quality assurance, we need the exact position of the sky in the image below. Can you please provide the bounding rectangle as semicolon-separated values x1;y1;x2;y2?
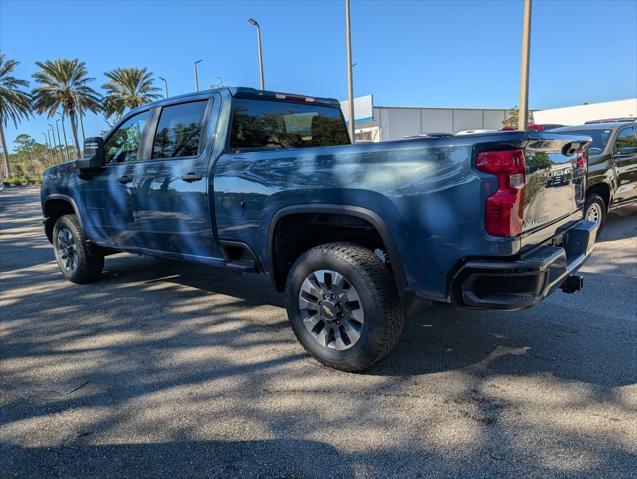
1;0;636;152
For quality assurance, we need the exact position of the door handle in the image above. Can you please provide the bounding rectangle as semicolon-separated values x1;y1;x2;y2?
181;172;203;183
118;174;133;184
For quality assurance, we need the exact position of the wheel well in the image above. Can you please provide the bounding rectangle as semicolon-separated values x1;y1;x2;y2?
271;213;392;292
587;182;610;210
43;199;76;243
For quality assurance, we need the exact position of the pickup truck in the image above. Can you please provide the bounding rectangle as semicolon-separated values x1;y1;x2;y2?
41;87;598;372
551;121;637;229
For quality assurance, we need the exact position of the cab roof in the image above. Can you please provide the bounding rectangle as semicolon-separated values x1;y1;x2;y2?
142;87;342;110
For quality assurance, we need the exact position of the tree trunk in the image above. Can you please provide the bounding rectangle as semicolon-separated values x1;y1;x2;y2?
0;125;11;178
69;111;81;159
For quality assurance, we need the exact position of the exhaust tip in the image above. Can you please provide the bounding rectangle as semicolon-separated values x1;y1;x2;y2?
561;274;584;294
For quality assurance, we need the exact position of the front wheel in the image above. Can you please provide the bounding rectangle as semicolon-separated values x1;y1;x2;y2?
52;214;104;284
285;243;404;372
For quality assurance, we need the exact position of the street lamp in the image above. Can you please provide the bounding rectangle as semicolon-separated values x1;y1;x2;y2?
41;133;50;166
248;18;265;90
344;0;355;142
194;60;202;92
159;76;169;98
56;114;70;161
518;0;532;131
50;123;60;162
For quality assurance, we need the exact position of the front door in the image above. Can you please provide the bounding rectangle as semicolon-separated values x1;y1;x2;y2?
133;99;215;257
81;110;150;246
613;126;637;204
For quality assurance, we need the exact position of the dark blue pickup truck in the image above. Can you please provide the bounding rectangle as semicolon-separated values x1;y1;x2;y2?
41;87;597;371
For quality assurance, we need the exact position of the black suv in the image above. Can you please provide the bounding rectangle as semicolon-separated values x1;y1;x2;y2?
551;121;637;228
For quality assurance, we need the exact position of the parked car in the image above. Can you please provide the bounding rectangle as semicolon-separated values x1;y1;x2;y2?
551;120;637;228
403;132;453;139
455;129;499;135
40;87;597;372
501;124;564;132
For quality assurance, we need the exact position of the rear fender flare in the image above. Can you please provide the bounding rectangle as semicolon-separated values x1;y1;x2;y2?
266;204;407;291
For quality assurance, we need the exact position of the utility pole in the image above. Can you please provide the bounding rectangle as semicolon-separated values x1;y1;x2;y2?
518;0;532;131
159;76;169;98
248;18;265;90
194;60;202;92
345;0;355;142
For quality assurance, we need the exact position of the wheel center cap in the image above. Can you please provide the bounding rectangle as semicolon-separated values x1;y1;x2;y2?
320;300;338;321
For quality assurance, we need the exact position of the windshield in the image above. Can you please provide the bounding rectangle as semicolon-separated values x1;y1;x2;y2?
562;129;612;153
230;99;349;151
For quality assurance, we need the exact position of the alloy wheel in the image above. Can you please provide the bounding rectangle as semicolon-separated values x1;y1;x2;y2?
586;202;603;226
298;269;364;351
56;227;77;273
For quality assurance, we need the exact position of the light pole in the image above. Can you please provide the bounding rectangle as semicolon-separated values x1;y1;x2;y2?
518;0;532;131
159;76;169;98
248;18;265;90
345;0;355;142
42;133;51;167
50;123;61;162
194;60;202;92
57;112;71;159
77;106;86;144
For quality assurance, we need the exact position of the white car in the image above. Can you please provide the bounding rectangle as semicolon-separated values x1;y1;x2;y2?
455;129;499;136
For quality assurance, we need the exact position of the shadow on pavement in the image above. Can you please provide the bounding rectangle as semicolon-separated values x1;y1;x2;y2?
0;439;353;478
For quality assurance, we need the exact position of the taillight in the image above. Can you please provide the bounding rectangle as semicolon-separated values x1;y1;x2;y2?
575;147;588;172
476;149;526;237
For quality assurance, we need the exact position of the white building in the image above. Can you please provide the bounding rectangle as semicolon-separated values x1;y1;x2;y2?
340;96;637;142
341;95;519;142
533;98;637;126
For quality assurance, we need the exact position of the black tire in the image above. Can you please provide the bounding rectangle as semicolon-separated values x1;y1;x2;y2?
584;193;607;235
285;242;404;372
52;214;104;284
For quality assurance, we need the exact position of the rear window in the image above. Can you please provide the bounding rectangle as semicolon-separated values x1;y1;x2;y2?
229;99;349;151
561;129;612;153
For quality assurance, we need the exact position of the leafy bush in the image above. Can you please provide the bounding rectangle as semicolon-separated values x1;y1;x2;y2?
2;176;42;186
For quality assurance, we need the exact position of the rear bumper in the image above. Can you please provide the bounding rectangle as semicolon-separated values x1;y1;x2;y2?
450;220;598;310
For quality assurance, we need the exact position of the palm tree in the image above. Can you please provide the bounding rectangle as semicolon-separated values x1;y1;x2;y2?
32;58;101;157
102;67;161;120
0;52;31;178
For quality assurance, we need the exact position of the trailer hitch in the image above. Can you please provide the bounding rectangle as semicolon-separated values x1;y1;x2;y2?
560;274;584;294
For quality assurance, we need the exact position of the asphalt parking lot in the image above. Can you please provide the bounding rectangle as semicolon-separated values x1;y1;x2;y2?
1;186;636;478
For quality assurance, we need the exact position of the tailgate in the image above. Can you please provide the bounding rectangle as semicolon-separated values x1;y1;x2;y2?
521;133;590;246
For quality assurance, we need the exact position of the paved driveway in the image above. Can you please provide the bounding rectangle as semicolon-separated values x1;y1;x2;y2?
1;186;636;478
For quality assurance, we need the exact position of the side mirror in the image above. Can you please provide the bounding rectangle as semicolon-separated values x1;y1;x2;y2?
616;146;637;156
76;137;105;171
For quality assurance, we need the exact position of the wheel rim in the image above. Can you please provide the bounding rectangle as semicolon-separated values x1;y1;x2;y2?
586;202;603;226
298;269;364;351
56;227;77;273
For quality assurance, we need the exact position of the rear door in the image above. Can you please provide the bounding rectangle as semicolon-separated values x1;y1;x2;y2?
612;126;637;204
133;98;217;257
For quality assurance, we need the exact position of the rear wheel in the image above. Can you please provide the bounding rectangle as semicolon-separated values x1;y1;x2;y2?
584;193;606;235
285;243;404;372
53;214;104;284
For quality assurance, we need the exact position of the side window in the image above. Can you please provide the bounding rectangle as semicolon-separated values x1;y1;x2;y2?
615;127;637;155
104;111;149;163
152;101;208;159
